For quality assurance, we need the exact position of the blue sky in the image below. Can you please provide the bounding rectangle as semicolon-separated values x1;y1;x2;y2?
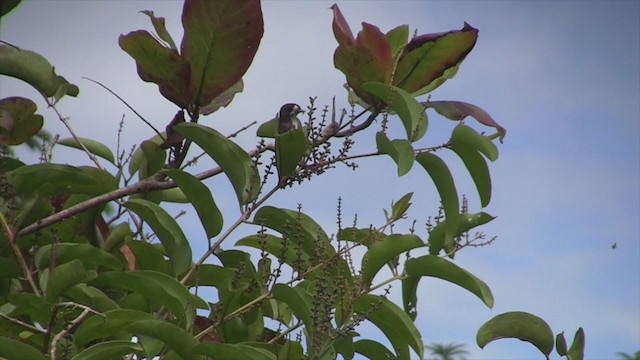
1;1;638;359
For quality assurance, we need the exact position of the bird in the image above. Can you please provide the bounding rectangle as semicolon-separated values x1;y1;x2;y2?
277;103;304;134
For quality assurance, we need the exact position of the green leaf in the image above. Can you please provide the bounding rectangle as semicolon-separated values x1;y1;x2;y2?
35;243;123;270
567;328;585;360
354;340;395;360
128;132;166;176
272;284;314;335
413;63;460;97
192;343;276;360
58;137;115;164
256;115;279;138
166;169;223;239
46;259;97;302
124;199;192;276
119;30;190;108
450;143;491;207
74;309;155;347
337;227;385;246
476;311;554;357
0;44;79;99
386;25;409;61
139;140;166;180
103;222;132;253
275;128;306;179
556;332;567;356
401;271;419;321
125;319;199;359
7;293;50;324
183;264;235;288
405;255;494;308
428;212;495;256
127;240;170;274
70;340;144;360
181;0;263;106
0;0;21;18
354;295;423;360
92;270;194;325
8;163;108;197
65;284;120;313
391;192;413;222
0;336;47;360
175;122;259;205
361;234;423;285
451;124;499;161
394;23;477;95
376;132;415;176
0;97;43;146
427;101;506;142
140;10;178;50
415;152;459;238
363;82;427;142
160;187;188;203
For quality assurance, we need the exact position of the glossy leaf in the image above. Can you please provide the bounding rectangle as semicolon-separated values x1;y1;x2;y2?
391;192;413;221
0;337;47;360
166;169;223;239
73;309;154;347
160;187;188;203
58;137;115;164
127;240;169;274
70;340;144;360
386;25;409;61
175;122;259;204
0;44;79;98
181;0;263;106
556;332;567;356
354;295;423;359
276;128;306;178
126;319;199;359
376;132;415;176
92;270;193;324
364;83;427;141
183;263;235;288
394;23;477;95
65;284;120;313
128;132;166;176
450;143;491;207
476;311;554;357
46;259;97;302
428;212;495;256
361;234;423;285
427;101;506;141
451;124;499;161
102;222;132;253
256;115;279;138
140;10;177;50
119;30;191;108
0;97;43;146
124;199;192;275
193;343;276;360
272;284;314;335
353;340;395;360
405;255;494;308
35;243;123;270
415;152;459;238
567;328;585;360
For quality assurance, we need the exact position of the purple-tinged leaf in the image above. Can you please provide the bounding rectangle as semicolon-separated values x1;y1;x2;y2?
200;79;244;115
427;100;506;141
0;96;43;146
119;30;191;108
181;0;263;106
394;23;477;95
330;4;355;47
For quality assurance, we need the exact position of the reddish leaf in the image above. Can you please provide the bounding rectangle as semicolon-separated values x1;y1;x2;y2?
181;0;263;106
357;23;393;82
394;23;478;95
334;45;387;104
426;100;506;140
330;4;355;46
119;30;191;108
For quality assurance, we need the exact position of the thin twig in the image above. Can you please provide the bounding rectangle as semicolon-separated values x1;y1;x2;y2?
83;77;164;138
0;213;40;296
0;313;46;333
